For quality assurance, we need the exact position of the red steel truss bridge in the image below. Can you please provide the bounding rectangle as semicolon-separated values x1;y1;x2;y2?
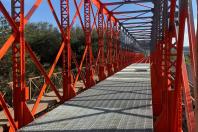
0;0;197;132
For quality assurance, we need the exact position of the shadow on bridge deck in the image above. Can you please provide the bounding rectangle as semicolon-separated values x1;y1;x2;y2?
20;64;153;132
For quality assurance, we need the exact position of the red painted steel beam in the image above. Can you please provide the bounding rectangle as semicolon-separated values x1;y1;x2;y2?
47;0;87;90
126;26;152;28
122;21;152;25
187;0;196;80
107;17;114;76
112;10;151;15
113;22;119;72
70;0;84;28
182;58;196;132
196;21;198;132
61;0;76;101
73;0;85;31
187;1;198;129
11;0;33;128
91;0;116;22
0;34;16;60
0;0;43;60
0;2;18;60
92;0;143;48
103;0;153;6
98;7;106;81
118;16;152;20
19;0;27;127
128;30;152;32
153;0;176;131
31;42;65;115
85;0;95;88
0;2;18;32
25;43;62;100
31;0;86;115
73;46;88;87
117;26;121;71
153;0;189;131
172;1;187;131
90;4;99;32
24;0;43;24
169;0;177;29
0;92;17;131
0;0;48;129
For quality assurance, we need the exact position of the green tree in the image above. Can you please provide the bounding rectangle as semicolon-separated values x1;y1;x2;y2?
25;22;61;64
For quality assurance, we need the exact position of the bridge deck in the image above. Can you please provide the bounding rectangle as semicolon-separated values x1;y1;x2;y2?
21;64;153;132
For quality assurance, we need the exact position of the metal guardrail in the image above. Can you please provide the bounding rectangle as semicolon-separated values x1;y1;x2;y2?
7;72;62;100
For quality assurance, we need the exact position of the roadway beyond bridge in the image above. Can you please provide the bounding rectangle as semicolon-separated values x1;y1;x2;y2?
20;64;153;132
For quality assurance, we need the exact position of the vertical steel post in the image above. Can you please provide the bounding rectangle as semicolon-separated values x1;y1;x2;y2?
154;0;187;131
187;0;198;129
195;0;198;128
19;0;26;127
196;3;198;130
117;25;121;70
61;0;76;100
107;16;114;76
98;6;106;81
113;22;118;72
11;0;21;127
11;0;33;128
152;0;172;130
84;0;95;88
172;0;187;130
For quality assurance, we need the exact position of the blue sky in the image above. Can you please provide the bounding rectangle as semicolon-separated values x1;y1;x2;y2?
0;0;197;46
1;0;77;26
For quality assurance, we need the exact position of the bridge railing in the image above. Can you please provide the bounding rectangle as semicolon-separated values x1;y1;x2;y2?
150;0;197;131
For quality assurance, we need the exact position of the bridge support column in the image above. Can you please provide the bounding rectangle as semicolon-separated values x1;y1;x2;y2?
187;0;198;130
150;43;163;117
84;0;95;88
107;17;114;76
113;22;119;72
153;0;187;131
61;0;76;100
117;26;121;71
98;7;106;81
11;0;33;128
